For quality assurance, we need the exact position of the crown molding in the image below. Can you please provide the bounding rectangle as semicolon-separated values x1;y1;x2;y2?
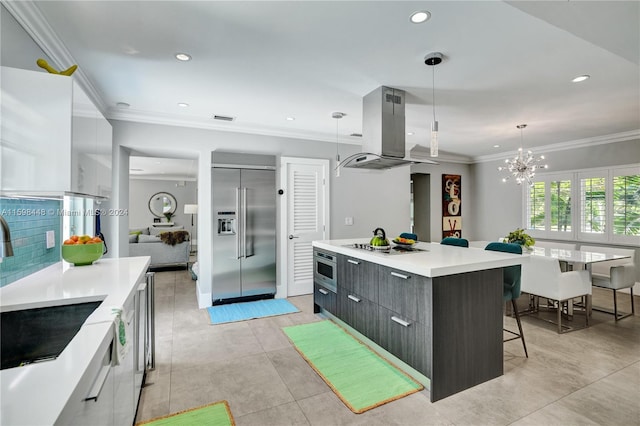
474;129;640;164
3;0;108;113
108;108;363;145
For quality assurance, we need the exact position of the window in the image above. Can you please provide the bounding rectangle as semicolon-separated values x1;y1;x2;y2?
525;173;572;239
551;179;572;232
580;176;606;235
527;181;545;230
613;172;640;237
525;165;640;245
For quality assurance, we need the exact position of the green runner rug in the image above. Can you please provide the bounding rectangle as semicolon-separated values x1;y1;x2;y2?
137;400;234;426
283;320;423;413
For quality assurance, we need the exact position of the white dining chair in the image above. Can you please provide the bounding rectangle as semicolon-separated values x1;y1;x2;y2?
579;245;636;320
521;255;592;333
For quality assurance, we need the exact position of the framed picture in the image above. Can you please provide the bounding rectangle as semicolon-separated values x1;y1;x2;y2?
153;217;161;223
442;174;462;239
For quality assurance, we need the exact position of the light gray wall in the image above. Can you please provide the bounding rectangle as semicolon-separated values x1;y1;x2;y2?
112;120;414;304
410;161;472;242
471;138;640;242
1;4;52;71
471;139;640;285
129;179;197;232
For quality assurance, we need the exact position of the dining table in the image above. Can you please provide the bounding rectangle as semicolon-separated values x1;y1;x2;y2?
527;246;632;316
470;242;633;318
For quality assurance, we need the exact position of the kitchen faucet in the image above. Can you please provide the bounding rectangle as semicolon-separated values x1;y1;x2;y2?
0;214;14;257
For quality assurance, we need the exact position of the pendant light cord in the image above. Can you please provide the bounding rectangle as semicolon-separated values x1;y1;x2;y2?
336;118;340;162
432;64;436;122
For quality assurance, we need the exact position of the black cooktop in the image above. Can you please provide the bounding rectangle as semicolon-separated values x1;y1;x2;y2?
343;243;428;255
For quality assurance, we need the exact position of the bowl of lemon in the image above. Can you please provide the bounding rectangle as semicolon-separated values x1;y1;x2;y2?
62;235;104;266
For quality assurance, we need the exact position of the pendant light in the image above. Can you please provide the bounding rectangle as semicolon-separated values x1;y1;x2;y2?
498;124;549;186
425;52;443;157
332;112;345;177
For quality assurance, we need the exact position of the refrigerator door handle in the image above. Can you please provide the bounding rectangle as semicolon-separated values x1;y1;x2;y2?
236;187;242;259
242;187;253;258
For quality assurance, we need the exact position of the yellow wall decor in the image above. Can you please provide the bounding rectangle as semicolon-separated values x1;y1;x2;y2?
36;58;77;76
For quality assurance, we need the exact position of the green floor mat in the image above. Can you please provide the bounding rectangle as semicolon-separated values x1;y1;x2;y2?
283;320;423;413
137;400;234;426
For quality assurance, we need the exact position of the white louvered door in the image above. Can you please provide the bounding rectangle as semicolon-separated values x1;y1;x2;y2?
285;160;328;296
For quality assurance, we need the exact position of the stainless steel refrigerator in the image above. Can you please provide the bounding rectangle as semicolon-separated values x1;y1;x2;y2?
211;153;276;304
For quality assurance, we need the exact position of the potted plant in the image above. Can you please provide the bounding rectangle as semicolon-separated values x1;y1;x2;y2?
164;212;174;223
505;228;535;249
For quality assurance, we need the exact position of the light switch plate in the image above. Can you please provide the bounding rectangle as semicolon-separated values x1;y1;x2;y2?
345;217;354;226
46;230;55;249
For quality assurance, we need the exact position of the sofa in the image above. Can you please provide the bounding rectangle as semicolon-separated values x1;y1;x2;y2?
129;226;190;268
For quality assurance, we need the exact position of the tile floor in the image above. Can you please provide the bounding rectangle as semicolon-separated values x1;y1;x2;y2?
135;269;640;425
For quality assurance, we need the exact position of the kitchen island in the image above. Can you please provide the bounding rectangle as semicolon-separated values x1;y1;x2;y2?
0;256;150;425
312;239;527;402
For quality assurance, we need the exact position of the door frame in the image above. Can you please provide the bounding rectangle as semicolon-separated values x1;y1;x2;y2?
277;156;330;298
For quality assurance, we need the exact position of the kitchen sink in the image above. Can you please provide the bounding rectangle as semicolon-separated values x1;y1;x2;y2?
1;301;102;370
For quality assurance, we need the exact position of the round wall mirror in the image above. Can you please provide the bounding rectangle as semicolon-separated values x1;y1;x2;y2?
149;192;177;217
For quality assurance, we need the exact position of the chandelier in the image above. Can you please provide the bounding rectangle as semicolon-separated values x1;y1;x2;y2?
498;124;548;186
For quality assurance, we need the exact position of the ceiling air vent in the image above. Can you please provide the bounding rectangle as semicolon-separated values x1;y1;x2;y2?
212;114;235;122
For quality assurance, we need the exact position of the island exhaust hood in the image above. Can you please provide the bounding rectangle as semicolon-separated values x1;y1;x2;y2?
343;86;438;170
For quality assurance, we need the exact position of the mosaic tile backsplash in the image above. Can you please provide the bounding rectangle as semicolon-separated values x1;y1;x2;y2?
0;198;62;287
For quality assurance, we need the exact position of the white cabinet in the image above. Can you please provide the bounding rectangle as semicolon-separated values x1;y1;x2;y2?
0;66;112;197
71;81;112;197
113;293;136;426
56;329;115;426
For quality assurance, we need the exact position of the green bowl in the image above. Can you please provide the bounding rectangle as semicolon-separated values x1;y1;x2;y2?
62;243;103;266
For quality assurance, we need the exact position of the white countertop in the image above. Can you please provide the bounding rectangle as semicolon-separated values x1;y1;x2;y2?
0;256;150;426
313;239;527;277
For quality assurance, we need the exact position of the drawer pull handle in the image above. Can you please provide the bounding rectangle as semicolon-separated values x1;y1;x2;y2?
391;316;411;327
318;288;329;295
347;294;361;303
347;259;360;265
391;271;410;280
84;363;111;401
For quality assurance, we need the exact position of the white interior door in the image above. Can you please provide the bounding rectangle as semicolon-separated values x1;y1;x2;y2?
281;157;329;297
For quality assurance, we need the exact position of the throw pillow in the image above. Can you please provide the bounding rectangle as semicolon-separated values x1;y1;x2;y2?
159;230;190;246
138;234;162;243
128;234;138;243
129;227;150;235
149;225;184;236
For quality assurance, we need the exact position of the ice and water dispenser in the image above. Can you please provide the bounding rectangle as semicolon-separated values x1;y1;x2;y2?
217;211;236;235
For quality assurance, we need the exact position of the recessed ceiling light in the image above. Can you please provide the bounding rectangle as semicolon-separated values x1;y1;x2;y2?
410;11;431;24
116;102;130;109
175;53;192;61
407;132;415;136
572;75;590;83
493;144;501;148
286;116;295;121
177;102;189;107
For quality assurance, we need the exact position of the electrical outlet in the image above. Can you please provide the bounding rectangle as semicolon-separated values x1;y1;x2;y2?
46;230;55;249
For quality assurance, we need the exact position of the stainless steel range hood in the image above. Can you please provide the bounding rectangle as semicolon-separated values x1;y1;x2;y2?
344;86;438;169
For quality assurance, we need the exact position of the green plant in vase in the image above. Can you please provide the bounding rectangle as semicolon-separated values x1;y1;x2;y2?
505;228;535;249
164;212;174;223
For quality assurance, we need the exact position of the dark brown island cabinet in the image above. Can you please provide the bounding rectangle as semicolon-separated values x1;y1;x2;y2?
313;247;506;402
